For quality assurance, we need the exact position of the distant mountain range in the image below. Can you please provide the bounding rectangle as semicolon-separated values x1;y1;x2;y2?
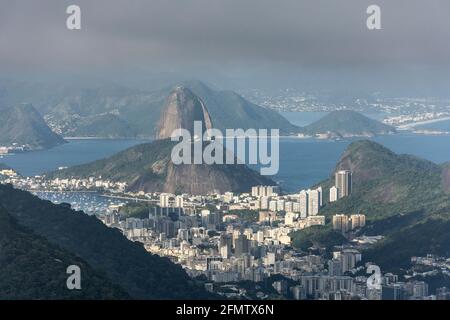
299;110;396;138
0;79;396;143
49;87;276;194
292;140;450;271
0;80;298;137
0;184;213;299
0;104;65;150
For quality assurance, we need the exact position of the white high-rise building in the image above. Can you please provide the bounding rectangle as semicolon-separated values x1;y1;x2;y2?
285;212;297;226
317;186;323;207
260;196;269;210
175;195;184;208
220;245;230;259
223;192;234;203
159;193;171;207
265;252;276;266
251;185;281;197
350;214;366;229
335;170;352;199
299;190;308;218
330;186;338;202
256;230;265;243
292;202;300;213
307;188;321;216
285;201;293;213
277;199;285;211
269;200;277;212
332;214;350;233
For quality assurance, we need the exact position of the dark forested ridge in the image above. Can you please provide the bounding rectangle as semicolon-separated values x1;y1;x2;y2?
0;205;128;299
0;184;213;299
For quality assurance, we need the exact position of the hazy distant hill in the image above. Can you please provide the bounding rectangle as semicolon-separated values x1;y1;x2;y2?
300;110;395;138
291;140;450;271
0;104;65;149
0;205;129;299
0;80;299;137
0;184;213;299
67;114;137;138
180;80;298;134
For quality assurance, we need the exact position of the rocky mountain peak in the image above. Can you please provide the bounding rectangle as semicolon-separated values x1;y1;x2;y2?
156;86;213;139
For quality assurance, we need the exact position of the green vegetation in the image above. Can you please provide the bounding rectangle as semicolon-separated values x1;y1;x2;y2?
0;205;128;299
119;202;153;219
318;140;448;221
364;217;450;271
301;110;395;137
48;139;274;194
48;139;174;184
0;184;212;299
230;209;260;223
290;225;348;252
309;140;450;271
409;273;450;294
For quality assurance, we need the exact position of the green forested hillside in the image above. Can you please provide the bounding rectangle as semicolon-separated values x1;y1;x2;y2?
47;139;275;194
291;140;450;271
0;205;128;299
0;184;212;299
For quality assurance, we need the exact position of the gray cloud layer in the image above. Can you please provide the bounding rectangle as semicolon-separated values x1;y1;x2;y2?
0;0;449;92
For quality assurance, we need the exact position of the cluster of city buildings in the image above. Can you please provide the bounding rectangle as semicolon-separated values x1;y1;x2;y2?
0;168;18;177
332;214;366;234
3;167;448;300
330;170;352;202
1;174;127;193
0;144;30;154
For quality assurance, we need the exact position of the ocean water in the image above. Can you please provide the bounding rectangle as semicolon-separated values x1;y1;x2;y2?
271;134;450;191
416;119;450;131
0;139;148;177
2;135;450;193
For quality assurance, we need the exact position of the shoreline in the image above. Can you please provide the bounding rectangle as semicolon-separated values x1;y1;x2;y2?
64;136;151;141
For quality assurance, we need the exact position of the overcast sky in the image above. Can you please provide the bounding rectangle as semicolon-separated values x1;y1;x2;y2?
1;0;449;93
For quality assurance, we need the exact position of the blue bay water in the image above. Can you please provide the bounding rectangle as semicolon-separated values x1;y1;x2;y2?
2;135;450;193
0;139;148;177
